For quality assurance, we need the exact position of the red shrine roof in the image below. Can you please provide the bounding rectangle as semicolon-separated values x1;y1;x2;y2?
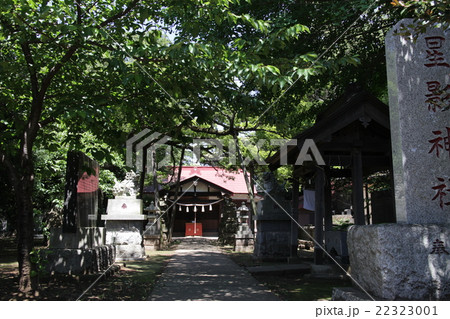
175;166;251;195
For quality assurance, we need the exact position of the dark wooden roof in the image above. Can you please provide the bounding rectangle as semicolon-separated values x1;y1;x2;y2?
267;85;392;176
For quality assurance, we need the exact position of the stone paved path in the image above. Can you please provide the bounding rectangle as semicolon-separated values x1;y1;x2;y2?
148;238;279;301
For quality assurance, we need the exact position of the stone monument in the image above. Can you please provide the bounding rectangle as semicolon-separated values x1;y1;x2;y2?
48;151;115;274
254;173;294;260
101;171;146;260
344;20;449;300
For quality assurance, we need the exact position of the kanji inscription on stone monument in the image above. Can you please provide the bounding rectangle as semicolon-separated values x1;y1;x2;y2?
428;127;450;158
431;177;450;209
424;81;449;112
387;19;449;223
430;239;449;255
424;36;450;68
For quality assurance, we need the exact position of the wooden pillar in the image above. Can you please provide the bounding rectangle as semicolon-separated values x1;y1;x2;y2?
352;149;365;225
314;167;325;264
290;169;300;258
324;168;333;231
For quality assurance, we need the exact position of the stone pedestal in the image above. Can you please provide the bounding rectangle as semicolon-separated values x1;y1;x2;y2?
234;225;254;253
143;213;161;253
102;197;146;260
348;224;450;300
45;245;116;275
254;220;291;260
50;227;105;249
143;236;161;254
48;227;116;274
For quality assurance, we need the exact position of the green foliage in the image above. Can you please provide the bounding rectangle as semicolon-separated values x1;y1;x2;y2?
31;123;126;233
391;0;449;35
30;248;52;281
99;169;118;199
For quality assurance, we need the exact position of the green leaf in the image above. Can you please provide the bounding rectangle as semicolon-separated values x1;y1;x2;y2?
28;1;38;10
265;65;280;75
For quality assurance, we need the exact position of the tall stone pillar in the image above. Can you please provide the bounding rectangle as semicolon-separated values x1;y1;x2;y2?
345;20;450;300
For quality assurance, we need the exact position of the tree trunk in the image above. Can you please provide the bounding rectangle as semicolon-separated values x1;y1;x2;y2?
15;170;36;293
234;137;257;216
167;147;185;242
1;151;37;293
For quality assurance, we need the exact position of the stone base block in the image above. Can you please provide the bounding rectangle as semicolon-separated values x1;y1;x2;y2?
144;225;159;236
45;245;116;275
234;238;254;253
144;236;161;253
49;227;105;249
115;244;145;261
254;219;293;260
348;224;450;300
105;220;144;245
254;231;290;260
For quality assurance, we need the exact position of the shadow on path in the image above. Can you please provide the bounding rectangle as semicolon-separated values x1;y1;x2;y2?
148;238;279;301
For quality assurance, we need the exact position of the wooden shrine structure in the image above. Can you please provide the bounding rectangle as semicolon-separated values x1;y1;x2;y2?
267;85;396;263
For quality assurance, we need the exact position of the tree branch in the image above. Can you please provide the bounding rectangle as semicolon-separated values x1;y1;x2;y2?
40;44;79;102
85;40;116;51
188;125;233;136
187;123;282;137
28;44;79;146
76;2;82;25
20;43;39;99
99;0;141;27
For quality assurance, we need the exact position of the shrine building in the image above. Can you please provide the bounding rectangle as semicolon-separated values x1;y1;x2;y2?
158;166;257;237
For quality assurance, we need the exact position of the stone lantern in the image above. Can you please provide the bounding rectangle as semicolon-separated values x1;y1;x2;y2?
237;202;249;224
234;202;254;252
144;201;159;234
143;201;161;252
